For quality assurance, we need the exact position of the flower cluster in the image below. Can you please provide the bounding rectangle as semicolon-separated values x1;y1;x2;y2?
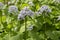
36;5;51;16
8;6;18;13
40;5;51;13
0;2;4;10
18;7;34;20
0;1;51;20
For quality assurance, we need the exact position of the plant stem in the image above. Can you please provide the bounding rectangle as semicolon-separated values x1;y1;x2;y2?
4;0;5;4
7;0;8;7
0;10;2;24
42;13;47;39
24;17;27;40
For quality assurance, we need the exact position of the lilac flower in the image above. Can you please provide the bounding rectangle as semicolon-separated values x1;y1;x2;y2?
8;6;18;13
23;7;34;17
18;13;25;20
36;5;51;16
26;10;34;17
20;10;27;17
39;5;51;13
18;7;34;20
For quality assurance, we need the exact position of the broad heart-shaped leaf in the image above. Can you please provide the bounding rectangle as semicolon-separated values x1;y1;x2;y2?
2;34;23;40
11;33;23;40
2;15;6;23
27;37;34;40
0;37;2;40
45;31;60;40
32;16;44;31
2;34;11;40
7;23;13;29
39;33;45;40
55;22;60;29
20;3;28;10
29;31;41;40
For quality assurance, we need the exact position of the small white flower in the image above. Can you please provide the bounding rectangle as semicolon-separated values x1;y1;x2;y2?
53;0;60;3
28;1;34;6
0;2;4;10
57;16;60;20
27;25;33;31
8;2;11;5
8;6;18;13
39;5;51;13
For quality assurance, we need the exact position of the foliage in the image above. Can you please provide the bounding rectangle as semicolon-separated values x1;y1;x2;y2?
0;0;60;40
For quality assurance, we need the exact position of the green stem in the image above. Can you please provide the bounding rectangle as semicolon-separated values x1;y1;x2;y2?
0;10;2;23
6;0;8;16
4;0;5;4
42;13;47;39
7;0;8;7
17;21;21;32
24;17;27;40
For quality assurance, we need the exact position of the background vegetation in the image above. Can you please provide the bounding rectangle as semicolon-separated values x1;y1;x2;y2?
0;0;60;40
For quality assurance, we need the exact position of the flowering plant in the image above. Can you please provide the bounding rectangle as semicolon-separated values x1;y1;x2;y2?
0;0;60;40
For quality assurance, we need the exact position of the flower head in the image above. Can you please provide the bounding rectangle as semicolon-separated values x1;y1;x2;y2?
18;13;25;20
23;7;34;17
39;5;51;13
26;10;34;17
8;6;18;13
18;7;34;20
